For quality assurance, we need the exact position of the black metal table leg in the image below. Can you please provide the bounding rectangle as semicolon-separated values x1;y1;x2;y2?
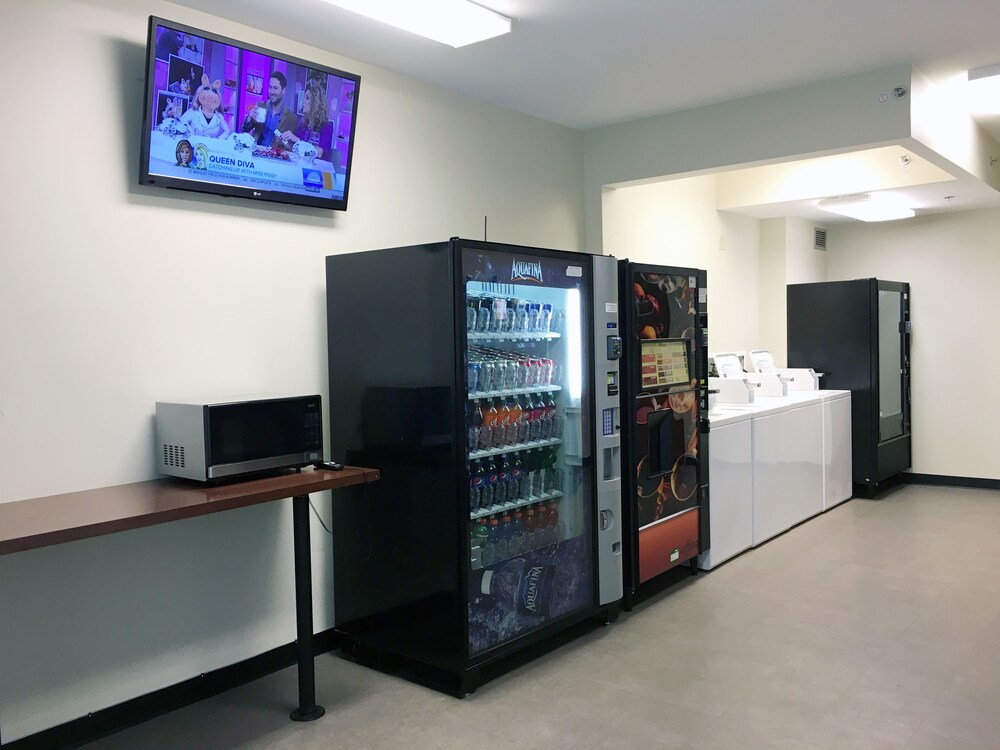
290;494;325;722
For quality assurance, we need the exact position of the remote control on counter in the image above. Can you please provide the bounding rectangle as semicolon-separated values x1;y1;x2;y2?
314;461;343;471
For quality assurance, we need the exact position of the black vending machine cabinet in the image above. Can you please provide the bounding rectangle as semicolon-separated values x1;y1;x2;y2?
786;278;911;495
326;239;623;695
618;262;709;608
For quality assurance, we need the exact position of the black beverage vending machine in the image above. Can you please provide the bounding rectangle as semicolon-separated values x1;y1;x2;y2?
618;262;710;608
787;278;911;495
326;239;623;694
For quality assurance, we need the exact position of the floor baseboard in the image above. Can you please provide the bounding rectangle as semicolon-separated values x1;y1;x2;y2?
901;472;1000;491
1;629;339;750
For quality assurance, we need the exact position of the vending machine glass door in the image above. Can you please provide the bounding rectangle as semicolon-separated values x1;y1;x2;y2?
461;244;595;656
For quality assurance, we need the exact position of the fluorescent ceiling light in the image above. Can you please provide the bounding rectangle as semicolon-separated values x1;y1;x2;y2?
817;193;915;222
321;0;511;48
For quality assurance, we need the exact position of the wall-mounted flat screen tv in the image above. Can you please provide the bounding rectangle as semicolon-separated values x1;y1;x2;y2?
140;16;360;211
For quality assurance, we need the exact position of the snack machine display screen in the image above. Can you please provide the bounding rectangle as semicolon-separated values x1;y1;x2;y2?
640;339;689;389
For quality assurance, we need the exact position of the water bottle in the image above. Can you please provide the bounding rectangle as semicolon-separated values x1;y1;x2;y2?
510;511;525;555
539;303;552;332
467;361;480;393
466;297;479;332
505;298;519;332
479;360;495;394
477;296;493;332
526;303;540;332
514;300;528;332
499;514;513;559
483;516;501;566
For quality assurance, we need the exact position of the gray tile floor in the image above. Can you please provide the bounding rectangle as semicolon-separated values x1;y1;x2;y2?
83;484;1000;749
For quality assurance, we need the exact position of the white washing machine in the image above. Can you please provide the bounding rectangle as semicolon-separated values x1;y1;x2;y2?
740;395;824;546
817;390;852;509
699;408;752;570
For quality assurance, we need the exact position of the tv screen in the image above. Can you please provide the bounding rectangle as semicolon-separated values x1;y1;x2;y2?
140;17;360;211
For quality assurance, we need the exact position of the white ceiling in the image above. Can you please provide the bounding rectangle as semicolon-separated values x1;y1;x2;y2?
175;0;1000;219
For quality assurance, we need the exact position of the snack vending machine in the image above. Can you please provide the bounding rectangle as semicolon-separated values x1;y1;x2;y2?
787;278;911;495
326;239;622;695
619;262;710;607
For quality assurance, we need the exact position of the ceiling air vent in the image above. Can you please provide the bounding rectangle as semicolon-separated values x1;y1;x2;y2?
814;227;827;251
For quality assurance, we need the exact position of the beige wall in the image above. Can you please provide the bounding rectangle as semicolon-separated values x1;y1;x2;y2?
601;176;760;354
0;0;584;739
827;208;1000;479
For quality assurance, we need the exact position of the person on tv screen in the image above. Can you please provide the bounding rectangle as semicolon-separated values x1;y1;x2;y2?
175;139;194;167
278;76;334;160
180;77;231;139
155;29;182;61
242;71;296;148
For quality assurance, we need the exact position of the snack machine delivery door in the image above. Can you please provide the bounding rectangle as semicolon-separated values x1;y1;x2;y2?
461;245;597;656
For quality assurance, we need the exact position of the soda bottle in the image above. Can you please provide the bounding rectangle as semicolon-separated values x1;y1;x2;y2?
470;458;485;511
481;398;499;450
531;449;545;496
510;452;524;501
496;398;511;447
539;303;553;333
529;394;545;441
541;393;557;439
496;453;511;506
535;502;551;546
510;510;525;555
525;358;539;388
499;513;513;559
516;395;531;443
477;296;493;332
484;456;499;508
483;516;501;566
547;500;561;544
505;394;521;445
540;358;554;386
520;448;534;497
542;447;558;492
523;506;538;551
470;518;489;570
469;399;483;451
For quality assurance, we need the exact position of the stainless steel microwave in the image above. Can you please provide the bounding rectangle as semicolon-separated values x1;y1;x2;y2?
155;395;322;481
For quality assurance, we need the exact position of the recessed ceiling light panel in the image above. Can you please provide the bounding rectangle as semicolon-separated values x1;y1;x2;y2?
817;193;915;222
320;0;511;48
